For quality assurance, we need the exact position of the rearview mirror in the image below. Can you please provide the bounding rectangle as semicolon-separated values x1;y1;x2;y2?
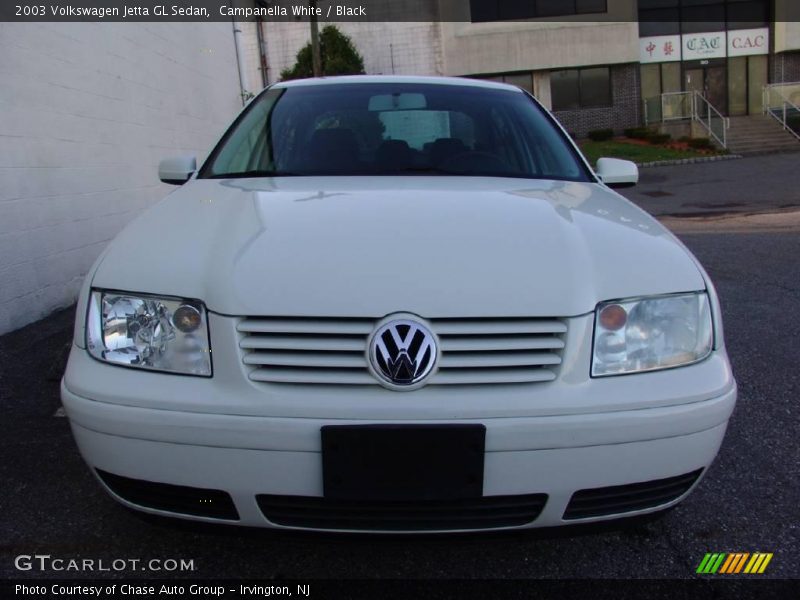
368;93;427;111
595;158;638;189
159;155;197;185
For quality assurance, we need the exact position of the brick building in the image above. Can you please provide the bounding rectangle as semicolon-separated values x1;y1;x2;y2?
243;0;800;137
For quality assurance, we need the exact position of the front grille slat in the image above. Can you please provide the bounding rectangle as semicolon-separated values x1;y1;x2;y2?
563;469;703;520
440;350;561;369
257;493;548;530
248;366;376;385
440;336;565;352
237;318;374;335
432;367;557;385
243;350;365;369
96;470;239;520
567;474;701;504
239;317;566;386
432;319;567;335
240;335;366;352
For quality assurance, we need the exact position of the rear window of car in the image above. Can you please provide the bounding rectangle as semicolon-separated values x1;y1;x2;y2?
199;82;591;182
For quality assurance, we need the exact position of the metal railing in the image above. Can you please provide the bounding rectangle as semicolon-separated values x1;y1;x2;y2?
644;91;728;148
763;82;800;141
692;92;729;149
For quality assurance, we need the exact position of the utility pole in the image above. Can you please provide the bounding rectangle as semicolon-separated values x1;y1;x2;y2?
310;0;322;77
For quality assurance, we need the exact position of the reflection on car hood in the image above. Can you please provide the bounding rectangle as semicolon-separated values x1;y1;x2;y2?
92;177;705;317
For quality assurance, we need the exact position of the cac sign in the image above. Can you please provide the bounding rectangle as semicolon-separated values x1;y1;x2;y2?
682;32;726;60
728;28;769;57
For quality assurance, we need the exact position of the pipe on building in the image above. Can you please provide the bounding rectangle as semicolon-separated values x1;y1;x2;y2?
230;5;249;105
256;17;269;87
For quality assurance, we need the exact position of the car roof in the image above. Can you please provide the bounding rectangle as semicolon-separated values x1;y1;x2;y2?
270;75;524;93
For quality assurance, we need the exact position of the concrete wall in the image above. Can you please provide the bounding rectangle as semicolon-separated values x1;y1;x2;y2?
437;0;638;76
258;22;443;84
774;1;800;53
439;20;639;76
0;23;243;335
773;23;800;54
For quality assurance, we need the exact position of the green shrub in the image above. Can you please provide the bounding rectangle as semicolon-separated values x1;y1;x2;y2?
587;128;614;142
624;127;651;140
687;137;713;150
280;26;365;81
646;133;672;145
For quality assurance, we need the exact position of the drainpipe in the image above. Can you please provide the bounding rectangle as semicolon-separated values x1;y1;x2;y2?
230;7;249;105
256;17;269;86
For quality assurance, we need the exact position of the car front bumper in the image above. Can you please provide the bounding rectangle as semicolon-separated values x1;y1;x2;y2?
62;325;736;532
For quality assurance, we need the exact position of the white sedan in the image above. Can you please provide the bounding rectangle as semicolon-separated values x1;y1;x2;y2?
62;76;736;532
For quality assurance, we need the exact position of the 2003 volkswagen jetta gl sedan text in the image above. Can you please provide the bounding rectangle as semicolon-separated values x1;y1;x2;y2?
62;76;737;532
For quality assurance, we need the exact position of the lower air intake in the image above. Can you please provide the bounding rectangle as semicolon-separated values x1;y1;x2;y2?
563;469;703;520
256;493;548;531
96;469;239;520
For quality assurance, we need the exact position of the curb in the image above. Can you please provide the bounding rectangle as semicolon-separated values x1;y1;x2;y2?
637;154;743;168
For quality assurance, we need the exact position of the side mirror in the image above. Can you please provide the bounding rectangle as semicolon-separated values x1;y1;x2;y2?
595;157;638;189
159;156;197;185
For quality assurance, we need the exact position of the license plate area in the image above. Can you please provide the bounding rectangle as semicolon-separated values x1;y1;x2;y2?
321;425;486;501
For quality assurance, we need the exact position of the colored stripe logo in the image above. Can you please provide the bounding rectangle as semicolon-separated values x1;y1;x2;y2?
696;552;773;574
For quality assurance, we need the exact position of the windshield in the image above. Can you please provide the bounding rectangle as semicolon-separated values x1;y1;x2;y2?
199;82;591;181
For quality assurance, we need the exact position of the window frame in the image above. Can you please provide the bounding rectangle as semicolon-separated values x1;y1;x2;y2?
470;0;608;23
550;66;613;112
638;0;770;36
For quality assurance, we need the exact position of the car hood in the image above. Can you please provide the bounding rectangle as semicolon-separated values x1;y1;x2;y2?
92;177;705;318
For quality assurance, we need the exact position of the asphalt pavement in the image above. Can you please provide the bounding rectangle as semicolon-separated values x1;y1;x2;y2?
622;152;800;217
1;156;798;583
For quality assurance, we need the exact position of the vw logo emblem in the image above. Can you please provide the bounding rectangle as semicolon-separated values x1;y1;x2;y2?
368;318;438;389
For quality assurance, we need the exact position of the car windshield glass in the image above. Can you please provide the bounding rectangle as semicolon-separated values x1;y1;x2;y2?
200;82;590;181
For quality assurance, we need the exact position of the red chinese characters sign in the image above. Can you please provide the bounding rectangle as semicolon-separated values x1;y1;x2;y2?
639;35;682;63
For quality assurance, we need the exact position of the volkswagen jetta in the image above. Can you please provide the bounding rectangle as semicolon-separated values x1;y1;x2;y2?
62;76;736;532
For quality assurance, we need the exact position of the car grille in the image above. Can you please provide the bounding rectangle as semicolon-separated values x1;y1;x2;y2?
562;469;703;520
96;470;239;520
238;317;566;386
256;493;548;530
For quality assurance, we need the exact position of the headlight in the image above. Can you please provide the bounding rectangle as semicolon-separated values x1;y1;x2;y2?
592;292;713;377
87;290;211;376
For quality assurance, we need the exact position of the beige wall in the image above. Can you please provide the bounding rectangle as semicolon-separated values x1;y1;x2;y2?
774;22;800;54
438;0;638;75
439;20;639;76
774;1;800;53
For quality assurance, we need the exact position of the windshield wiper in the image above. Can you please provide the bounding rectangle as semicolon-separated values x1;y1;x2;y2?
203;170;300;179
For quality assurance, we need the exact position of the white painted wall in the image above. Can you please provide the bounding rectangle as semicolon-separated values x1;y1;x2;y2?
0;23;243;334
258;22;443;84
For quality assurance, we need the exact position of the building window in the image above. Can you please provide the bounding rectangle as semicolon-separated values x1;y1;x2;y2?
470;72;534;94
551;67;611;111
638;0;768;36
499;73;534;94
470;0;607;23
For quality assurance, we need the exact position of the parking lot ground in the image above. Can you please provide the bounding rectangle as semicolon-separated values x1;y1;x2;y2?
2;190;799;582
621;153;800;218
